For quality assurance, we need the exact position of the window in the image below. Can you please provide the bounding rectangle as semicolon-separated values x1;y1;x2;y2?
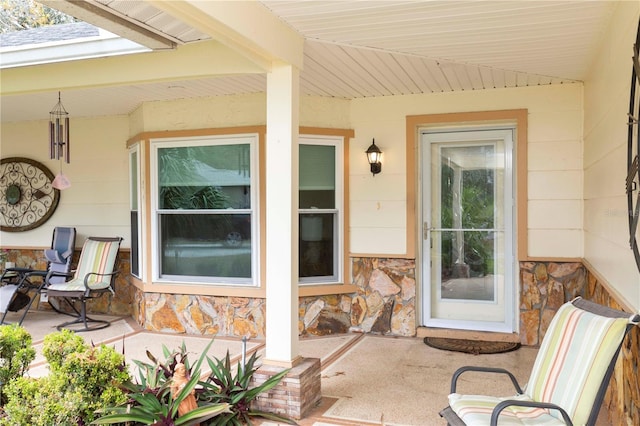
151;134;258;285
129;145;142;279
299;136;343;284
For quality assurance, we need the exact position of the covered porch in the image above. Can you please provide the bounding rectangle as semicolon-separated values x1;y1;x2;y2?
2;1;640;424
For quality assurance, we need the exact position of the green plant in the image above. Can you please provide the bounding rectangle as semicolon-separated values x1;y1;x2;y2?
94;339;297;426
200;351;297;425
0;324;35;405
41;327;86;369
93;339;231;425
1;330;129;426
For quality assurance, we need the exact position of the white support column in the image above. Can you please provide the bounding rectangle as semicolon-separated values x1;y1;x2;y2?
265;62;300;365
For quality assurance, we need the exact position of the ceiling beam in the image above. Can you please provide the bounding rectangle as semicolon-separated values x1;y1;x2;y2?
150;0;304;72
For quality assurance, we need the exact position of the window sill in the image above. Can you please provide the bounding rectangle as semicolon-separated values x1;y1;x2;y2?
299;284;357;297
130;275;357;298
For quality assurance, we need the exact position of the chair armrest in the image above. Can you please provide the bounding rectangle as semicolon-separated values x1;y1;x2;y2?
24;270;48;279
2;267;33;284
2;267;32;279
451;366;524;394
490;399;573;426
45;270;74;284
4;266;32;273
82;271;118;290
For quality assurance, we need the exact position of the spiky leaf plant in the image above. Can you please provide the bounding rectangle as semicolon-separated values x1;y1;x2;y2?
92;339;230;426
199;350;297;425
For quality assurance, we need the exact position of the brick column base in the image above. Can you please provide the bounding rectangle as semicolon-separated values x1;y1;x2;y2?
251;357;321;420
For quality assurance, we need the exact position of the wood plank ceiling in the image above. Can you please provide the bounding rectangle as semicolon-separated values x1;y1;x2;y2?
1;0;618;121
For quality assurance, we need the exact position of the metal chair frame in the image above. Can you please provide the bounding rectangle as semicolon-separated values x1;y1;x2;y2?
440;298;640;426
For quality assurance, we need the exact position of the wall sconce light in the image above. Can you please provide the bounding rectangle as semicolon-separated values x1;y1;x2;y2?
366;139;382;176
49;91;70;164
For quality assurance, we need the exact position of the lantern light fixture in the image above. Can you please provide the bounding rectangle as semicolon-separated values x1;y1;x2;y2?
49;91;70;164
365;139;382;176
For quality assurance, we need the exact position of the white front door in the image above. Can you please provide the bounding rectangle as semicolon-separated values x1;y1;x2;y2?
421;128;515;333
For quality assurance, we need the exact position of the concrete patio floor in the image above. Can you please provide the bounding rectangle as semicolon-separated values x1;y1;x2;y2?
7;310;612;426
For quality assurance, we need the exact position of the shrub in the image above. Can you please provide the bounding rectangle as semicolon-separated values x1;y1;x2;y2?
42;328;87;369
1;330;129;426
0;324;35;405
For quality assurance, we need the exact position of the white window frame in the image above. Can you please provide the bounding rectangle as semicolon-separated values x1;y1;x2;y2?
298;135;344;285
129;143;144;280
150;134;259;286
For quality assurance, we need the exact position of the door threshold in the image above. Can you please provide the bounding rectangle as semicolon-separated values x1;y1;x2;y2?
416;326;520;343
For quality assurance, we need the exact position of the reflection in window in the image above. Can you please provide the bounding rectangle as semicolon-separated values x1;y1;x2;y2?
299;141;341;283
129;147;141;278
438;144;498;301
155;139;255;284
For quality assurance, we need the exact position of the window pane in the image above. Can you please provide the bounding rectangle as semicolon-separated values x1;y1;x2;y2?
440;145;496;230
299;213;335;278
131;211;139;277
130;150;140;277
160;213;252;278
436;229;497;301
130;150;138;210
158;145;251;210
299;145;335;209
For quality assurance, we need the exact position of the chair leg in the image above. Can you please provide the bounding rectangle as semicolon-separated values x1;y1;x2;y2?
55;298;111;332
17;290;41;325
1;285;40;326
48;296;82;317
440;406;467;426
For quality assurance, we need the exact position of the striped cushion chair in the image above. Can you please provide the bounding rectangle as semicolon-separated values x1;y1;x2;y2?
440;297;639;426
46;236;122;332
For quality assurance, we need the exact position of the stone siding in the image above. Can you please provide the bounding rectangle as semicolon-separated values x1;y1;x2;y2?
300;257;416;337
134;257;417;338
518;261;586;346
519;261;639;426
135;291;266;337
585;271;640;426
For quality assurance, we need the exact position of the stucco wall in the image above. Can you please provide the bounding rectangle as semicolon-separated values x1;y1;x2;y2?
583;1;640;310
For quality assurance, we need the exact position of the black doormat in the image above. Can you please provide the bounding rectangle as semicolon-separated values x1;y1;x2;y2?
424;337;520;355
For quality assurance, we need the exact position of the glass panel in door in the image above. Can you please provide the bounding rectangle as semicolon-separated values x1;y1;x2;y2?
422;129;514;332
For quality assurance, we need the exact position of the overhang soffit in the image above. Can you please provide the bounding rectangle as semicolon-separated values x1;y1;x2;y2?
151;0;304;72
0;40;263;96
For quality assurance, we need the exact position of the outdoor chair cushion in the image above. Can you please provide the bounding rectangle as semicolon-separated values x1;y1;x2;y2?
47;238;119;293
524;301;630;425
44;226;75;263
448;394;567;426
0;285;19;313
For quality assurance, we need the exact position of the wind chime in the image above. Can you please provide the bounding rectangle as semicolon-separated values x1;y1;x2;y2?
49;91;71;190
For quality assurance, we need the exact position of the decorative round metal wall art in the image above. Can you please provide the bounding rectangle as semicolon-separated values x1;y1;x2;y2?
628;19;640;272
0;157;60;232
